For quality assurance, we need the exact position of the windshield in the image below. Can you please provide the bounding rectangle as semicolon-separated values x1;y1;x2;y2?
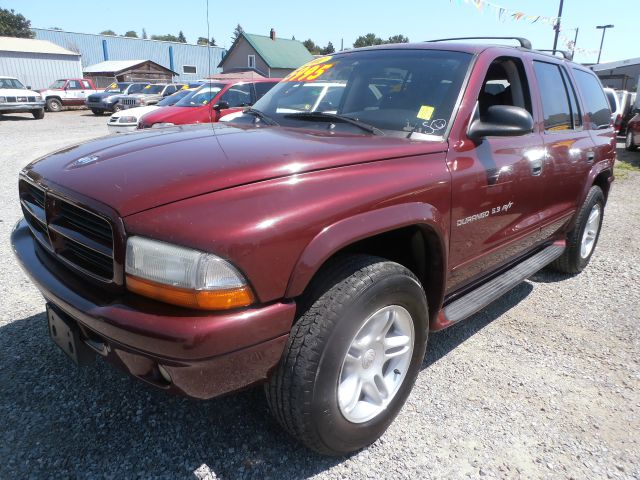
127;83;148;94
252;50;472;138
158;89;193;106
0;78;26;89
176;83;225;107
142;85;165;94
49;80;66;89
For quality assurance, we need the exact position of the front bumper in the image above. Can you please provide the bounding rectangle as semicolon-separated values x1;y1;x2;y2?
107;123;137;133
0;101;45;112
85;101;116;112
12;219;295;399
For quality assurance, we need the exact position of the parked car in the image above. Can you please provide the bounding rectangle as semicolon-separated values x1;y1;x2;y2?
0;76;45;119
138;78;280;128
625;111;640;151
115;83;188;109
617;90;637;135
12;39;616;456
85;82;150;115
604;87;622;133
107;88;196;133
38;78;100;112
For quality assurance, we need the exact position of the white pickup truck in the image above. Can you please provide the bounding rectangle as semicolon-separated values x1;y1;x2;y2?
0;76;45;119
38;78;100;112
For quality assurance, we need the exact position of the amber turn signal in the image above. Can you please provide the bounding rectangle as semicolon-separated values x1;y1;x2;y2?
126;275;254;310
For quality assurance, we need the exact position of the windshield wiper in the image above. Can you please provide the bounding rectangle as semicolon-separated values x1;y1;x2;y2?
283;112;384;136
244;108;279;126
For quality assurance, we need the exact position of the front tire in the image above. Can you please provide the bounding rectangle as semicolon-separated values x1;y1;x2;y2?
112;103;124;112
45;98;62;112
31;108;44;119
91;108;104;115
626;131;638;151
266;255;428;455
552;186;605;274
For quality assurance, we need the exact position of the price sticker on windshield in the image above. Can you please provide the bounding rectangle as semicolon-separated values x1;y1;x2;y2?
285;56;335;82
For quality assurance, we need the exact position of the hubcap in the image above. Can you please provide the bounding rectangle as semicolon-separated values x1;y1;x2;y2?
580;203;601;259
337;305;414;424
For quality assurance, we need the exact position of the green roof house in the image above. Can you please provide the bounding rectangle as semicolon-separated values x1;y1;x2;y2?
218;29;313;78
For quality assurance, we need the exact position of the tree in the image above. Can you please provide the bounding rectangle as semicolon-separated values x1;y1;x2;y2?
387;34;409;44
302;39;322;55
100;29;116;36
197;36;216;46
124;30;138;38
177;30;186;43
231;24;243;43
353;33;383;48
0;8;34;38
142;28;148;39
322;41;335;55
151;34;180;42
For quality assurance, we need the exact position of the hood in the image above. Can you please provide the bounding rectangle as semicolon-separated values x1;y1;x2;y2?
89;91;118;99
141;105;208;125
23;124;447;217
111;105;159;120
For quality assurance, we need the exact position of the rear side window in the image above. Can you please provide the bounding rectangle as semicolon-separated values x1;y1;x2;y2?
533;61;572;131
572;70;611;129
254;82;276;101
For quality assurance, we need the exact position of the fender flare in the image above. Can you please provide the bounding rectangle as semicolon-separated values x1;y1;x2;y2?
284;202;447;299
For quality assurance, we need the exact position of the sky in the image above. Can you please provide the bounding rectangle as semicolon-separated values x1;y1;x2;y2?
3;0;637;65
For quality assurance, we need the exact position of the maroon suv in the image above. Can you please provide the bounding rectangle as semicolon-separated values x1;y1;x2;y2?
12;38;615;455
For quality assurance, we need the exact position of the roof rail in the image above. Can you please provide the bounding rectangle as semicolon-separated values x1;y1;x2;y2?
536;49;574;61
427;36;532;50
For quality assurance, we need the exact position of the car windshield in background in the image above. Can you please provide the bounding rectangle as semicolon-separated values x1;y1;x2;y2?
104;83;126;93
252;49;472;138
49;80;66;89
0;78;26;89
128;84;148;94
142;85;165;94
176;83;225;107
158;89;193;106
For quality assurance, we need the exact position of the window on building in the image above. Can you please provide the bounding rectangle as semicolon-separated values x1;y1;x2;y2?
248;55;256;69
533;61;573;131
183;65;197;74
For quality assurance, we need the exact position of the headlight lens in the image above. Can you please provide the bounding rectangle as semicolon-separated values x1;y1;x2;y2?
0;96;5;103
151;122;175;128
118;116;137;123
125;236;254;310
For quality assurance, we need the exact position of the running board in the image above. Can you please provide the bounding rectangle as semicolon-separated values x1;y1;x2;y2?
443;243;565;324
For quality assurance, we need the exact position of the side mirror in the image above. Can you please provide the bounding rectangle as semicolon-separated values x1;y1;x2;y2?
468;105;534;141
26;85;31;90
213;101;230;111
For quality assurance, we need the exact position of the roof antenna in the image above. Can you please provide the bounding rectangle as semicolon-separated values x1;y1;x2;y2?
206;0;214;127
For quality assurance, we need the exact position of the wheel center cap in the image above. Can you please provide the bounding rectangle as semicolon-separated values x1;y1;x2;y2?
362;349;376;370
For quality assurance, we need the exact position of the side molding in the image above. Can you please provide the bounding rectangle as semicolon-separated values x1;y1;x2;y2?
285;202;447;299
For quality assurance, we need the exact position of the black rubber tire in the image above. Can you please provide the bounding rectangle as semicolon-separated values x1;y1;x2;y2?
91;109;104;115
45;98;62;112
625;131;638;151
265;255;428;456
552;186;605;274
31;109;44;119
112;103;124;112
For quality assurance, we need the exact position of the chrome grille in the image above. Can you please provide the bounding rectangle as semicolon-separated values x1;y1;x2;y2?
87;95;101;102
120;97;139;106
20;180;115;281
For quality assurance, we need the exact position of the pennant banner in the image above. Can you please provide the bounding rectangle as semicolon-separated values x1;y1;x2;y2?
448;0;558;26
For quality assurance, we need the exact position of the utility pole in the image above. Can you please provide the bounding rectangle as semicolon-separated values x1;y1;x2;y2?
596;24;614;63
552;0;564;55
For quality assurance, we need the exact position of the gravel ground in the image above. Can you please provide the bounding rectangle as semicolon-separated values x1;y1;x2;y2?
1;110;639;479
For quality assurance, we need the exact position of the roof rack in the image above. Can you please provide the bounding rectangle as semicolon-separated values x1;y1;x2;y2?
536;49;574;61
427;36;532;50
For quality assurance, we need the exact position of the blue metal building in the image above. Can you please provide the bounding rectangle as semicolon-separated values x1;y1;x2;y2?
33;28;226;83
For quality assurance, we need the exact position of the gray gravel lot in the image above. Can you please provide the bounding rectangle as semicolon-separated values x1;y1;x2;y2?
1;110;639;479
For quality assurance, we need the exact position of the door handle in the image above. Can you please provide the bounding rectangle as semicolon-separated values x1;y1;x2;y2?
586;151;595;163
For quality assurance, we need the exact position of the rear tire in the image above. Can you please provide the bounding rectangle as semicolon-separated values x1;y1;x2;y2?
265;255;428;455
626;131;638;151
552;186;605;274
45;98;62;112
31;108;44;119
91;109;104;115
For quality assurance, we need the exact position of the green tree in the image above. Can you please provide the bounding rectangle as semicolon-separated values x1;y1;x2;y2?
151;34;180;42
124;30;138;38
387;34;409;44
353;33;384;48
197;36;216;46
100;29;116;36
322;41;335;54
142;28;148;39
231;24;243;43
177;30;186;43
0;8;34;38
302;39;322;55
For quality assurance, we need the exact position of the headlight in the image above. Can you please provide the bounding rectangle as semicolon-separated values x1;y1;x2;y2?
0;96;5;103
118;116;137;123
151;122;175;128
104;96;115;104
125;236;254;310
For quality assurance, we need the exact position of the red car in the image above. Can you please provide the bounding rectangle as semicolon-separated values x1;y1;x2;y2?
138;78;280;128
13;39;615;455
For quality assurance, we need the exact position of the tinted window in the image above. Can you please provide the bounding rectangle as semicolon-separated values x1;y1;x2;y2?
559;67;582;128
220;83;253;107
572;69;611;129
605;90;617;112
254;82;276;101
478;57;532;117
533;61;572;131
